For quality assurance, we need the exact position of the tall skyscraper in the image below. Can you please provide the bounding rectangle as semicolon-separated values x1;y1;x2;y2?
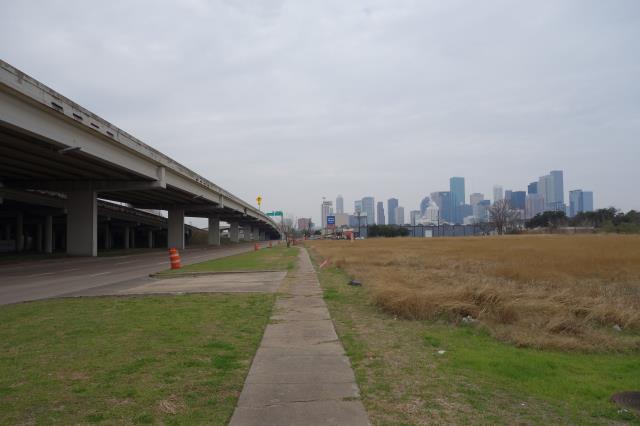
431;191;452;223
395;207;405;225
450;177;465;224
321;200;333;228
493;185;504;204
504;190;513;204
362;197;375;225
336;195;344;214
569;190;594;217
527;182;538;194
377;201;385;225
538;170;565;211
538;174;551;208
583;191;594;213
510;191;526;210
450;177;465;208
354;199;362;213
550;170;565;207
387;198;399;225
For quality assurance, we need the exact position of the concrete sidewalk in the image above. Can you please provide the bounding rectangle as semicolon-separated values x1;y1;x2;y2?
229;248;369;426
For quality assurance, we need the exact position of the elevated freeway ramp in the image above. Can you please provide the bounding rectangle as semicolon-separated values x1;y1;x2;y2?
0;60;280;256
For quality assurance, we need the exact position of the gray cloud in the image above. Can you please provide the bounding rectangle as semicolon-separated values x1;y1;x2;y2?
2;0;639;224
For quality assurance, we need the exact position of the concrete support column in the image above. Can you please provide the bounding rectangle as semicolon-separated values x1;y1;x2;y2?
168;208;185;250
260;230;265;241
66;189;98;256
104;223;111;250
243;225;253;242
124;226;130;250
208;217;220;246
229;222;239;243
4;224;10;241
253;226;260;241
148;230;154;248
36;223;43;252
16;212;24;252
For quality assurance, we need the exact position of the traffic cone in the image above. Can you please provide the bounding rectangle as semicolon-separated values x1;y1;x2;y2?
169;248;181;269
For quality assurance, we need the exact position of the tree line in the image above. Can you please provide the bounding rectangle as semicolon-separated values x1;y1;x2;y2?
525;208;640;233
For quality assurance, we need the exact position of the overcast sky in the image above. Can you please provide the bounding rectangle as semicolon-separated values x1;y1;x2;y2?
2;0;639;225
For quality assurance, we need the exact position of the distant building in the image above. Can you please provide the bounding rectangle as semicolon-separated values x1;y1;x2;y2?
354;199;362;213
423;202;440;225
459;204;473;223
525;194;545;219
569;190;594;217
527;182;538;194
387;198;399;225
470;193;484;218
336;195;344;214
362;197;375;226
469;193;484;206
493;185;504;204
583;191;594;213
429;192;442;210
510;191;526;210
377;201;385;225
349;212;368;228
297;218;312;231
550;170;565;208
539;170;565;211
419;196;430;216
450;177;465;208
431;191;452;223
476;200;491;221
334;213;350;227
395;206;405;225
450;177;465;224
504;190;513;205
321;200;333;228
409;210;421;226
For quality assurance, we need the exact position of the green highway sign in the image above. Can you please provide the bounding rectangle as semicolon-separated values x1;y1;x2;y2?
266;211;283;217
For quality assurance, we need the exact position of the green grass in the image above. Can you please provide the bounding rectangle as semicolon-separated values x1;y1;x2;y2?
0;293;275;425
169;245;298;273
309;248;640;425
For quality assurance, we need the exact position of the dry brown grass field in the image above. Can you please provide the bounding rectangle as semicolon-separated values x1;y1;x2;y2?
307;234;640;351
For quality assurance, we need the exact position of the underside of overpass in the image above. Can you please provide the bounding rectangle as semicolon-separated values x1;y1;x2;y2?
0;60;280;256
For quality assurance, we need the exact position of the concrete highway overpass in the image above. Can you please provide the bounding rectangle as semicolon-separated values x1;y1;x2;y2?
0;60;280;256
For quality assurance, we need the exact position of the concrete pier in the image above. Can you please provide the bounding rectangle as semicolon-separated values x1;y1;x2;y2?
208;217;220;246
168;208;185;249
66;190;97;256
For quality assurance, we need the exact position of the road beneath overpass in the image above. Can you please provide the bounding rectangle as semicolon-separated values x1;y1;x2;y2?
0;242;267;305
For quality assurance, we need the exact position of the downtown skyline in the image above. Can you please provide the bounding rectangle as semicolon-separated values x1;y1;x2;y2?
315;168;601;228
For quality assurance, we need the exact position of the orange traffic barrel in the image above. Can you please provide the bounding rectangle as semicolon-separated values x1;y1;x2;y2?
254;243;260;251
268;241;272;248
169;248;181;269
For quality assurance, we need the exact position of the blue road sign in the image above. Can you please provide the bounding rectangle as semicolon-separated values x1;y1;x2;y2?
327;215;335;225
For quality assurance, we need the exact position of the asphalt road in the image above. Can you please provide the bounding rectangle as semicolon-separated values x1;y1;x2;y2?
0;242;268;305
